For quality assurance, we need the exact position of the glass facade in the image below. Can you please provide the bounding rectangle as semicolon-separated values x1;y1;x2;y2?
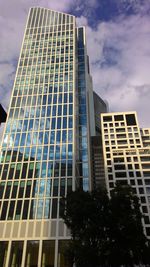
0;7;93;267
0;7;75;222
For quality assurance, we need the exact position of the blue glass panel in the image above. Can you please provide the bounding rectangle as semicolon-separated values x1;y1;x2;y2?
57;118;61;129
83;178;89;191
56;131;61;143
45;119;50;130
50;131;55;144
52;106;56;116
46;179;52;196
62;130;67;142
44;132;49;144
42;95;47;105
39;132;43;144
46;106;51;117
63;117;67;128
53;95;57;104
63;105;67;115
79;115;87;126
58;105;62;116
36;108;40;118
43;146;48;160
48;95;52;104
69;93;73;103
55;146;60;160
79;105;86;114
68;144;72;159
49;146;54;160
47;162;53;177
14;134;20;147
69;104;73;115
68;130;72;142
58;94;62;103
41;162;47;177
20;133;26;146
39;180;46;196
31;146;36;158
37;199;44;219
44;199;51;218
82;163;89;177
51;118;56;129
23;119;28;131
29;119;34;130
64;94;67;103
62;145;66;159
41;107;46;117
68;117;73;128
37;147;42;160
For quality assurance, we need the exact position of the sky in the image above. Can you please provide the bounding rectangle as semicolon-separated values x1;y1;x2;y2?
0;0;150;129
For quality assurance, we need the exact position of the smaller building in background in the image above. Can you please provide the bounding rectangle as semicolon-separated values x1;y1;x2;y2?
90;92;107;189
0;104;7;125
101;111;150;237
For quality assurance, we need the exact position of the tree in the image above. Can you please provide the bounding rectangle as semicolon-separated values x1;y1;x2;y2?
60;189;110;267
60;185;150;267
106;184;150;266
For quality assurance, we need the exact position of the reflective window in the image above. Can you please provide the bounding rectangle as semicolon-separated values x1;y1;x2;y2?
9;241;23;267
41;240;55;267
0;241;8;267
25;241;39;266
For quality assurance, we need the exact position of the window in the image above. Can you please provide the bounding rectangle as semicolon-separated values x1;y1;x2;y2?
103;116;112;122
126;114;136;126
114;115;123;121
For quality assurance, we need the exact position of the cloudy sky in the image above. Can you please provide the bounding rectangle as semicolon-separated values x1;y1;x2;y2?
0;0;150;127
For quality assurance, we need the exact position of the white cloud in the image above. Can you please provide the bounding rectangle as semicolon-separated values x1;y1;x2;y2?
0;0;150;127
81;14;150;127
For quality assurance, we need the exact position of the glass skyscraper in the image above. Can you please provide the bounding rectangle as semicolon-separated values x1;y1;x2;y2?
0;7;97;266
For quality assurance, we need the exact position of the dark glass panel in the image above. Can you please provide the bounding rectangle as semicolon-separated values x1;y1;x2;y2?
25;241;39;266
41;240;55;267
0;241;8;267
11;182;18;198
8;201;15;220
51;199;58;219
1;201;8;220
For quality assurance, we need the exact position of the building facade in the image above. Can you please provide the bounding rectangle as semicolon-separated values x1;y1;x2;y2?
0;7;97;267
101;111;150;237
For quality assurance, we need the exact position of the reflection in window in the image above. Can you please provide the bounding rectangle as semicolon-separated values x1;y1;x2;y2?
25;241;39;266
0;241;8;267
41;240;55;267
9;241;23;267
36;199;44;219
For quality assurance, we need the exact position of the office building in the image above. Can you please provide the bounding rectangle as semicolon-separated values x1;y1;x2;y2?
91;93;107;189
101;111;150;237
0;7;107;266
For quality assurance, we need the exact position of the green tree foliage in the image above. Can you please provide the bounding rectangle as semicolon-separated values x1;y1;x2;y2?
60;185;150;267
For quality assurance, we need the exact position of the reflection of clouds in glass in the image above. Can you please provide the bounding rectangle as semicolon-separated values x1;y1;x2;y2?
25;108;30;118
39;118;45;130
11;119;18;132
30;107;36;118
17;120;22;131
31;146;36;158
3;133;14;147
32;132;38;145
46;118;50;130
35;107;41;118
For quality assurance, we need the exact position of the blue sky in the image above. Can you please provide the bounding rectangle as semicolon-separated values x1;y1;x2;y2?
0;0;150;127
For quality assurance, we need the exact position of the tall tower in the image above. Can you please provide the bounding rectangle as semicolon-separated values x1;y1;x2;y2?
0;7;93;267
